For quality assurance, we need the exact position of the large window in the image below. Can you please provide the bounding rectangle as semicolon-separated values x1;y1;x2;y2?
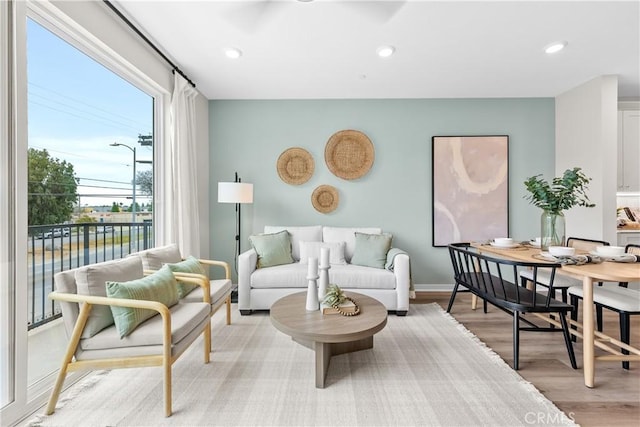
25;17;154;386
1;2;165;424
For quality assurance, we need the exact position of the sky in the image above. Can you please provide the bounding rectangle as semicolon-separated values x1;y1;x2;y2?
26;17;154;208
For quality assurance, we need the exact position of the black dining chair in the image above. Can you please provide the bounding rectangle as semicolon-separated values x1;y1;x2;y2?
447;243;577;370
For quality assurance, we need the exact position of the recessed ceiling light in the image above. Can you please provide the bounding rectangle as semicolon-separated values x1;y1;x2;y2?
376;45;395;58
224;47;242;59
544;41;568;54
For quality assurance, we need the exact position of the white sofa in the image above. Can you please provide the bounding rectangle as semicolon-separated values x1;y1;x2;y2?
238;226;411;316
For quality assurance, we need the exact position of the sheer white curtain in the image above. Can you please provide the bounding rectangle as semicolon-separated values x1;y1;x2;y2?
161;72;201;256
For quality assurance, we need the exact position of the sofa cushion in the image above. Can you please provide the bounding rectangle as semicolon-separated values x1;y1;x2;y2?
351;232;393;269
75;256;144;338
249;230;295;268
299;241;347;265
264;225;322;261
250;262;396;290
251;263;307;288
322;226;382;262
129;243;182;270
106;265;180;338
330;264;397;289
166;256;206;298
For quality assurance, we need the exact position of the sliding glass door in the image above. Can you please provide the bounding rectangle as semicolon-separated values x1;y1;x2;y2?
1;2;162;424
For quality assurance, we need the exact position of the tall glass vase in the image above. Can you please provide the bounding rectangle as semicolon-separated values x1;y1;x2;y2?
541;210;566;250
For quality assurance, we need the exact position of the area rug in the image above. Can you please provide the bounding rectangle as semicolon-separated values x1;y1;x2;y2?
25;303;577;427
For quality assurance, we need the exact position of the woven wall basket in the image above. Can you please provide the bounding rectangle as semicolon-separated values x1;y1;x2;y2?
311;185;339;214
325;130;374;180
277;147;314;185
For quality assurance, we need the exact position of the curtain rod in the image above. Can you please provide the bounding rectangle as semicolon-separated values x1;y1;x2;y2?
102;0;196;88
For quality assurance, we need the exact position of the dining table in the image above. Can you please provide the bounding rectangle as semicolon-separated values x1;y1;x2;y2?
470;241;640;388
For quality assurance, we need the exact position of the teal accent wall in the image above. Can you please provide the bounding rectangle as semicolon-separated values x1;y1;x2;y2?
209;98;555;286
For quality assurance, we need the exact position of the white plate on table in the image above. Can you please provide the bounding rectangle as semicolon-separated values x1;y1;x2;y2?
490;241;519;248
528;240;541;248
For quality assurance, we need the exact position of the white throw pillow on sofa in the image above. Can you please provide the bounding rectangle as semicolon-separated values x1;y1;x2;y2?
299;241;347;265
264;225;322;261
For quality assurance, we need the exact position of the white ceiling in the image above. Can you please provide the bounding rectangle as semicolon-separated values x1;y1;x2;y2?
115;0;640;100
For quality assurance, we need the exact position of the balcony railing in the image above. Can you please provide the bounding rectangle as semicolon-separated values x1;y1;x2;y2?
27;222;154;330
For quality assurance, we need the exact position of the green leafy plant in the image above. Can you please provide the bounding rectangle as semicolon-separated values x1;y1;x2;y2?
322;284;346;307
524;167;595;214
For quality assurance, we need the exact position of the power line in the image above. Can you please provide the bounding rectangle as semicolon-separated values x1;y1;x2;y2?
29;99;142;135
28;82;150;130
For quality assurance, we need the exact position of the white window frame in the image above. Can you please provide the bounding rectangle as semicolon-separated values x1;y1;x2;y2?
1;1;168;424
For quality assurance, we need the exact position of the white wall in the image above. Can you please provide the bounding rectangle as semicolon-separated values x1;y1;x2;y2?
555;76;619;245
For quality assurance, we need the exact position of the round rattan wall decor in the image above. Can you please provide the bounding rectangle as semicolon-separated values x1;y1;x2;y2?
311;185;339;214
325;129;374;180
277;147;314;185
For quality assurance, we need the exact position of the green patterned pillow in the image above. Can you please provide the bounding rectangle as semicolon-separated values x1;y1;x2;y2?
166;256;206;298
351;232;393;269
249;230;294;268
106;265;179;338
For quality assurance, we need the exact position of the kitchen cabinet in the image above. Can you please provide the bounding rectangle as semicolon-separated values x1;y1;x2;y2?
617;110;640;192
618;231;640;247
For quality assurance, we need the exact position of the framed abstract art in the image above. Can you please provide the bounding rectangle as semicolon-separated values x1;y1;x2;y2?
432;135;509;247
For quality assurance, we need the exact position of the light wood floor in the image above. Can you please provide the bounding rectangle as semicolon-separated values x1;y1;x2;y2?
414;292;640;427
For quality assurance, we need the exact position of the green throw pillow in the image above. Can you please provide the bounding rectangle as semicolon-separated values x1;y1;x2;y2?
166;256;206;298
249;230;294;268
106;265;179;338
351;232;393;269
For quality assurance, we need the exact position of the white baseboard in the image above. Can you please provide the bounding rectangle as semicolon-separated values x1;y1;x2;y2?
414;283;454;292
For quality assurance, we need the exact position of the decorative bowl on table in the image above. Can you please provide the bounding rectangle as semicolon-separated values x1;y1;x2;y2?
595;245;625;257
548;246;576;257
491;237;517;248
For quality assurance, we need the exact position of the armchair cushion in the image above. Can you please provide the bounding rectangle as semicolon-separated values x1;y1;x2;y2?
79;301;210;353
131;243;182;270
351;232;393;269
106;265;180;338
166;256;207;298
249;230;294;268
299;241;347;265
74;256;144;338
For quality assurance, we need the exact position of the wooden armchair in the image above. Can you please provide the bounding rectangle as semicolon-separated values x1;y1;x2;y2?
46;257;211;417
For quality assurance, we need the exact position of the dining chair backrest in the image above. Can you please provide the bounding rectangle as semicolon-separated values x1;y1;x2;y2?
625;243;640;256
566;237;609;252
448;243;563;312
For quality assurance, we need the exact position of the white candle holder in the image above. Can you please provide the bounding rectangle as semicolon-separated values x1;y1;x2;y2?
318;263;330;301
306;258;320;311
318;247;330;301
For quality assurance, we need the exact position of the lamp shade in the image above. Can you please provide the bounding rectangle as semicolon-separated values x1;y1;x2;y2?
218;182;253;204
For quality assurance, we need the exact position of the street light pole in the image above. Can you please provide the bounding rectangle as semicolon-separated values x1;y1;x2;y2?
110;142;137;224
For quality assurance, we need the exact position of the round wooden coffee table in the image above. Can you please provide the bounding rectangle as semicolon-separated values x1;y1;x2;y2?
270;291;387;388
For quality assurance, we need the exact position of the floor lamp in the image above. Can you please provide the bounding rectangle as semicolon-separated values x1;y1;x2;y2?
218;172;254;285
